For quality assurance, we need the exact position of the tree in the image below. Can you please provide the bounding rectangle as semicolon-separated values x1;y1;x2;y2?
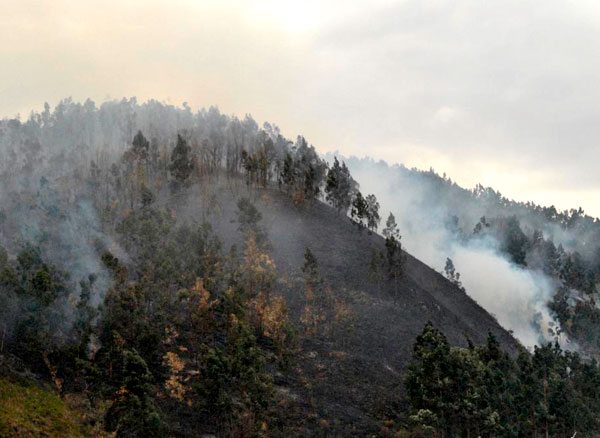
278;139;327;203
280;153;295;192
502;216;528;266
169;134;194;191
383;213;403;301
405;322;451;432
104;349;164;437
351;191;367;229
300;248;330;335
382;212;400;240
365;194;380;233
131;130;150;161
473;216;489;235
236;197;269;247
444;257;463;290
302;247;320;287
295;136;327;199
242;233;276;298
325;157;356;214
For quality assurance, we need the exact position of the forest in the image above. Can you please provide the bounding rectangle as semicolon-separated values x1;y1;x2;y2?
1;98;600;436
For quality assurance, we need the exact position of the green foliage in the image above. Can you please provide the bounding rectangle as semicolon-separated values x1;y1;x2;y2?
278;136;327;200
325;157;357;214
131;130;150;161
169;134;194;191
195;314;273;430
502;216;529;266
405;322;600;436
90;202;287;435
0;244;71;370
104;349;164;437
351;191;367;229
365;194;381;232
237;197;262;234
140;184;155;207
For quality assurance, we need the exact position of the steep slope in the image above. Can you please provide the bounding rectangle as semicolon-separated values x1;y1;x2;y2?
174;184;521;433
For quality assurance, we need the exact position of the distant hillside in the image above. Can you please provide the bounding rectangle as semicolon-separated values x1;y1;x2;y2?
337;155;600;356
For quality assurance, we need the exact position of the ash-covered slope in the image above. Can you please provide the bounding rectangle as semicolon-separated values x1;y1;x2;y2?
175;184;521;433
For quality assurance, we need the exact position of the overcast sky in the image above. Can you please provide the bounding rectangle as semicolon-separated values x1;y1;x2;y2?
3;0;600;215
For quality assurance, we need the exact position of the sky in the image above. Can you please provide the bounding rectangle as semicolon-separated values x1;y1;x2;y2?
3;0;600;216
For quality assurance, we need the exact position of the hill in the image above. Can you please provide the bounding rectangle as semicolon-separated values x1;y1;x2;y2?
1;98;599;436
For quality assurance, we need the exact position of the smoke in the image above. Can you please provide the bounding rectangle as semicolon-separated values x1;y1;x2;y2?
451;239;559;348
337;155;568;348
0;97;574;350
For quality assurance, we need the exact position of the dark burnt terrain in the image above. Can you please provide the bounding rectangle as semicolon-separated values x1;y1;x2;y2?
173;183;520;435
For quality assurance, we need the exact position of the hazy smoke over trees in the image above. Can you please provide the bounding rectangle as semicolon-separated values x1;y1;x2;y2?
337;156;578;348
0;97;593;351
0;98;328;347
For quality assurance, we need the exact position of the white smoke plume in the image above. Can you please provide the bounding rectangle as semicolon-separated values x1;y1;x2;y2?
336;155;569;349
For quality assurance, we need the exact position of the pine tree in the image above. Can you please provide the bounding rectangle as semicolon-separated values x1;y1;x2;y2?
325;157;356;214
405;322;451;432
132;130;150;161
365;194;380;233
502;216;528;266
169;134;194;191
280;152;295;192
444;257;463;289
351;191;367;229
140;184;155;208
104;349;164;437
383;213;403;301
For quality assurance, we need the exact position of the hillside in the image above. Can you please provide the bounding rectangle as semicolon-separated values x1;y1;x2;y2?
339;155;600;356
174;184;521;433
1;99;599;436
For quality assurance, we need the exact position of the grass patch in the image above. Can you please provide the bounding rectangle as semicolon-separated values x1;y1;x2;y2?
0;377;83;437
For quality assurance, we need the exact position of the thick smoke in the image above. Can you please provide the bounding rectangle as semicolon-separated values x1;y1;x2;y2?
336;155;569;348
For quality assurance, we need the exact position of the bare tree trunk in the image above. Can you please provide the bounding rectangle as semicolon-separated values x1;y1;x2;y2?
42;352;63;393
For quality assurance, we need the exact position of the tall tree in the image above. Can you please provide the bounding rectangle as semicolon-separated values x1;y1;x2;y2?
444;257;463;289
169;134;194;191
365;194;380;233
351;191;367;229
383;213;403;301
105;349;164;437
325;157;356;214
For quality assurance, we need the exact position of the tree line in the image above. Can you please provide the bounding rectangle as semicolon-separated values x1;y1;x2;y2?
401;322;600;437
